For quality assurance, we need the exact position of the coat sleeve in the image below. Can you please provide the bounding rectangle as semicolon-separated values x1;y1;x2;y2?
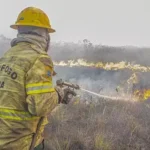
25;55;58;117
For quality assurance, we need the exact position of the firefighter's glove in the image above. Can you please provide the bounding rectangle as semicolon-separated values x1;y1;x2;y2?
55;86;77;104
62;87;77;104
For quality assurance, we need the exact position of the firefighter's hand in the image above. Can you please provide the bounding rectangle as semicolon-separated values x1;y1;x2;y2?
62;87;77;104
55;86;77;104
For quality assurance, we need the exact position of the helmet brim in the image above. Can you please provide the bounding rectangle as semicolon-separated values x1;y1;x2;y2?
10;24;56;33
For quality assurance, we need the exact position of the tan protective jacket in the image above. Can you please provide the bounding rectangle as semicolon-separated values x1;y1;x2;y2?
0;37;58;150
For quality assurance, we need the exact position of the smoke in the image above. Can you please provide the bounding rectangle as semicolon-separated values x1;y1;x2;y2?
0;35;150;100
50;40;150;66
54;66;135;101
49;41;150;101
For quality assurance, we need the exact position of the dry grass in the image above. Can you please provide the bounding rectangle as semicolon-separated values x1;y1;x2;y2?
44;99;150;150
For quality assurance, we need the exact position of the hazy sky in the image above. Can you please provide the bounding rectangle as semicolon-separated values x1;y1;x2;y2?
0;0;150;46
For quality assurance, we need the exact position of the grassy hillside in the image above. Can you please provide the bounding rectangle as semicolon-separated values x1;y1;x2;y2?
44;99;150;150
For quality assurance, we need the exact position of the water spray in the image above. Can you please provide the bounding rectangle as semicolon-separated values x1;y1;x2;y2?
56;79;131;101
80;88;120;100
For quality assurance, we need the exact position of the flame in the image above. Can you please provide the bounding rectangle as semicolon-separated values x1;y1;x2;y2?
54;59;150;72
54;59;150;101
126;73;150;100
118;73;149;100
133;89;150;100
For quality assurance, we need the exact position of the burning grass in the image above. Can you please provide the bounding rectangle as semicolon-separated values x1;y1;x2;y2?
44;99;150;150
54;59;150;72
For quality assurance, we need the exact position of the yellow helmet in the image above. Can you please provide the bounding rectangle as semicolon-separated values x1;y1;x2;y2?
10;7;55;33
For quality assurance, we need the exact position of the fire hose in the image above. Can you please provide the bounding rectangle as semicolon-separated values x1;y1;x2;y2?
56;79;129;100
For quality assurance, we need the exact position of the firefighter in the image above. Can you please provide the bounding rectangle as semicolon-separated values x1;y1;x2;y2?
0;7;68;150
